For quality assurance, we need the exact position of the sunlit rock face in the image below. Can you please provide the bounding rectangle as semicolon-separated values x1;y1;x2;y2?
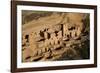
22;11;90;62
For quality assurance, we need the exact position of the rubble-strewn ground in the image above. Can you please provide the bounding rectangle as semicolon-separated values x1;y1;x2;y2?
22;10;90;62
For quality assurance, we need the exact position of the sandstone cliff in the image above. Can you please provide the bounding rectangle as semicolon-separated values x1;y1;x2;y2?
22;11;90;62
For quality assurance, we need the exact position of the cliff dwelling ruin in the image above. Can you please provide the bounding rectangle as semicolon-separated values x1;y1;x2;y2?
22;11;90;62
